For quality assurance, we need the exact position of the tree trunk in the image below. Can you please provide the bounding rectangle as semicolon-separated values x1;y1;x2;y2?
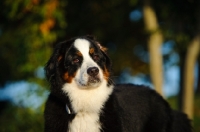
182;35;200;119
143;0;164;96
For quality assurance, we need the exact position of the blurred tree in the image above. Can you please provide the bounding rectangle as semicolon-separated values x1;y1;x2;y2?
0;0;67;130
182;0;200;119
0;0;67;86
142;0;163;96
183;35;200;119
151;0;199;113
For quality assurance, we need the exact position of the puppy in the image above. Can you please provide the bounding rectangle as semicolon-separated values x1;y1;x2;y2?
44;36;192;132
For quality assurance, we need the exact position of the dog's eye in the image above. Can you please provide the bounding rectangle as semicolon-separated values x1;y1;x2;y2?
73;58;79;63
93;55;99;61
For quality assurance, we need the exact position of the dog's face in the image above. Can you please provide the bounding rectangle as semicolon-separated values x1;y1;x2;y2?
65;38;109;88
45;36;112;90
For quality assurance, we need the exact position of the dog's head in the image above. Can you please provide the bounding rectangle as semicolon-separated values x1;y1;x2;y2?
45;36;112;90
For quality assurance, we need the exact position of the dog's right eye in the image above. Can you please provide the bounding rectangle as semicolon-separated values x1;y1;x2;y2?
73;58;79;63
93;54;100;61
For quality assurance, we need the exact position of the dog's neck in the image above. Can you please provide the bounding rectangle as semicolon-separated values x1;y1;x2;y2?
62;80;113;132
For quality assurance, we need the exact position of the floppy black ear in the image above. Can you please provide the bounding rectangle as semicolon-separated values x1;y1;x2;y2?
102;50;112;69
44;43;63;82
99;44;113;85
96;42;111;69
44;39;73;82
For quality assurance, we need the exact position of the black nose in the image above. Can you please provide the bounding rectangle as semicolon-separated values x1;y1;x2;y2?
87;67;99;76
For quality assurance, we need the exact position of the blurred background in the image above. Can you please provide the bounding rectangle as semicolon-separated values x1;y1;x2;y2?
0;0;199;131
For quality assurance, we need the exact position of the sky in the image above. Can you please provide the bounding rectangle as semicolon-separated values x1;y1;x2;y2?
0;81;48;110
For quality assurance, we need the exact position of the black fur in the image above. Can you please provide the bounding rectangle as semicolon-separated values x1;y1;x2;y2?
44;36;192;132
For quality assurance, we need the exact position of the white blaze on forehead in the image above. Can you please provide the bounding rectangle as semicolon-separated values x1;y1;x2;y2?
74;39;90;57
74;38;99;68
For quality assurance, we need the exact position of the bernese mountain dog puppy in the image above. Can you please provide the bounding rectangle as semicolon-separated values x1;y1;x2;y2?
44;35;192;132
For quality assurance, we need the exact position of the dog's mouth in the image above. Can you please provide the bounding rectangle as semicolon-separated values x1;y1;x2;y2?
76;76;101;88
88;76;100;84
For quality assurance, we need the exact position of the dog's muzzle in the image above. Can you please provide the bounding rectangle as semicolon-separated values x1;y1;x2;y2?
75;66;102;88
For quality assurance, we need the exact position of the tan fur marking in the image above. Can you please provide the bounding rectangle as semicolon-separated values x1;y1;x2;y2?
76;51;82;56
103;66;110;81
63;72;74;83
89;48;95;54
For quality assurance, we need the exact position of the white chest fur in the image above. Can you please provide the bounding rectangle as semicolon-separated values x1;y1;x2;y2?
68;112;100;132
62;80;113;132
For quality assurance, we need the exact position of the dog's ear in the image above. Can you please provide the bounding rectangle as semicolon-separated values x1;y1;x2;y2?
102;49;112;68
44;40;72;82
97;42;112;85
96;42;111;69
44;43;63;82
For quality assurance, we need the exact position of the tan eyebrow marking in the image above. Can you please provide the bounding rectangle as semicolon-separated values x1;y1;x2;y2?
89;48;95;54
76;51;82;56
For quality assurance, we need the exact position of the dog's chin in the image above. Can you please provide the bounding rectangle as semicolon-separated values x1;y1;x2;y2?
76;78;102;89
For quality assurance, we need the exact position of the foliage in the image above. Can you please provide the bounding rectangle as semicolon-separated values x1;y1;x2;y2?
0;103;44;132
153;0;199;51
0;0;67;85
